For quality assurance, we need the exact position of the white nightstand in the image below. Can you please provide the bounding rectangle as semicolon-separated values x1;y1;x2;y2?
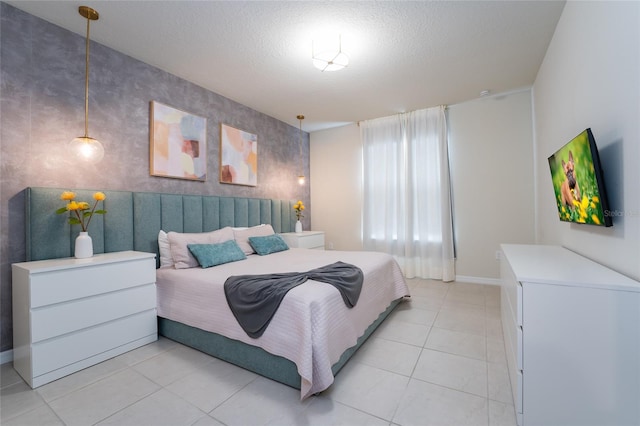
12;251;158;388
280;231;325;250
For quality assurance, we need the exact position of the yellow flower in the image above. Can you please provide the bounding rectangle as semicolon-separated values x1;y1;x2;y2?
61;191;76;201
592;215;601;225
293;200;305;220
56;190;107;232
592;196;599;203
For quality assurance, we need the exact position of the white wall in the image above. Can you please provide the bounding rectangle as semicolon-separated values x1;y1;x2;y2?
533;1;640;280
310;123;363;251
448;90;536;280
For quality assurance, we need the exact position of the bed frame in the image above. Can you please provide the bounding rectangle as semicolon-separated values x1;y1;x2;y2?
24;186;401;390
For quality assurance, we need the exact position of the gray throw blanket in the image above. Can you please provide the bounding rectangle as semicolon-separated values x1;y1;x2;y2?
224;261;364;338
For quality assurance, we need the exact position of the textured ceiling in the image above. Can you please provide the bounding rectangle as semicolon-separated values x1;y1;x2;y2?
6;1;565;132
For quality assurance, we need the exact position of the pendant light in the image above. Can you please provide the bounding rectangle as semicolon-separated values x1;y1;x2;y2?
68;6;104;164
297;115;305;185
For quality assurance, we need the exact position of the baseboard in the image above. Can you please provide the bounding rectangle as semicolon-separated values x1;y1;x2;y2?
1;349;13;365
455;275;501;286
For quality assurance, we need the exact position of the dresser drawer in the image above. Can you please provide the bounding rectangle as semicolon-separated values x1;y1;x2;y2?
517;326;523;370
31;310;156;377
517;370;523;414
29;258;156;307
31;284;156;342
517;282;523;326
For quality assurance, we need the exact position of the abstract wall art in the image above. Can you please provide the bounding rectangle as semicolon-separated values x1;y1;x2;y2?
150;101;207;181
220;123;257;186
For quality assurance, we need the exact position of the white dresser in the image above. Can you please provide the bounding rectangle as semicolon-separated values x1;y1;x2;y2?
280;231;325;250
12;251;158;388
500;244;640;426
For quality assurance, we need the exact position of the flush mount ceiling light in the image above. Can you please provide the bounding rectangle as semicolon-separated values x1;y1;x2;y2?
297;115;305;185
68;5;104;164
312;35;349;72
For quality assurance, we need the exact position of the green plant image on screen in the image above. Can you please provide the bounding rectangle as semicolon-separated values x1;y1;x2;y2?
548;130;607;226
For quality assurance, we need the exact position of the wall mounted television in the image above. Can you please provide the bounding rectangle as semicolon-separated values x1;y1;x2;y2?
548;128;612;227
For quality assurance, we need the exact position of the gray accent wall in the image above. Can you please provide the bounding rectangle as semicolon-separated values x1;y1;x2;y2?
0;3;310;352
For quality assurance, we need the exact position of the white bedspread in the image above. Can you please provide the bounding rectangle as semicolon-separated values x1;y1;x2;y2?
155;248;410;399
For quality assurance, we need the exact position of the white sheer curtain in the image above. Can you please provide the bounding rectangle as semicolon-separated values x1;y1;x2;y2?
361;106;455;281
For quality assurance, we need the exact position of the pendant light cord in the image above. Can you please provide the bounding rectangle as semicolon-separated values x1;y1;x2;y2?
83;14;91;138
299;119;303;176
297;115;304;178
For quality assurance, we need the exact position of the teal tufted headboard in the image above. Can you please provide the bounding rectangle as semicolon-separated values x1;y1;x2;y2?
25;187;296;267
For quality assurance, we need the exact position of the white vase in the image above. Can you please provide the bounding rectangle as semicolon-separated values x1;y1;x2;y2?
295;220;303;233
75;232;93;259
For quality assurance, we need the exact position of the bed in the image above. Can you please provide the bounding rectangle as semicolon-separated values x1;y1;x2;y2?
23;187;410;398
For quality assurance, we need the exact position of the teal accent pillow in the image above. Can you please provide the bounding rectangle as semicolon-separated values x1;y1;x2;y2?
187;240;246;268
248;234;289;256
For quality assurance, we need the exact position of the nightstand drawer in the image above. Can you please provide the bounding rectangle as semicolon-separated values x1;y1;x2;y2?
298;233;324;249
31;284;156;342
280;231;325;249
29;258;156;307
31;310;156;377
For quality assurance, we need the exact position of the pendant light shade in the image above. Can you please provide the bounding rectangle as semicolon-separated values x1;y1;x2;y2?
69;6;104;164
69;136;104;161
297;115;305;185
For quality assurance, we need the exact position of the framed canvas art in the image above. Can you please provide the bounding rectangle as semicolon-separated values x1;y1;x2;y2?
220;123;257;186
150;101;207;181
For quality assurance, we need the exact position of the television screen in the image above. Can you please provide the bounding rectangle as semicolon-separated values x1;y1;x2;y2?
548;128;612;227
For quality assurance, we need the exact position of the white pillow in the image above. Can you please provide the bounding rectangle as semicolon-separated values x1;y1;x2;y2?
158;230;174;269
231;224;265;231
233;224;275;255
168;227;235;269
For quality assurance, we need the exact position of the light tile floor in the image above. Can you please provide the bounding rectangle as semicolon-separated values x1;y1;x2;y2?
1;279;517;426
